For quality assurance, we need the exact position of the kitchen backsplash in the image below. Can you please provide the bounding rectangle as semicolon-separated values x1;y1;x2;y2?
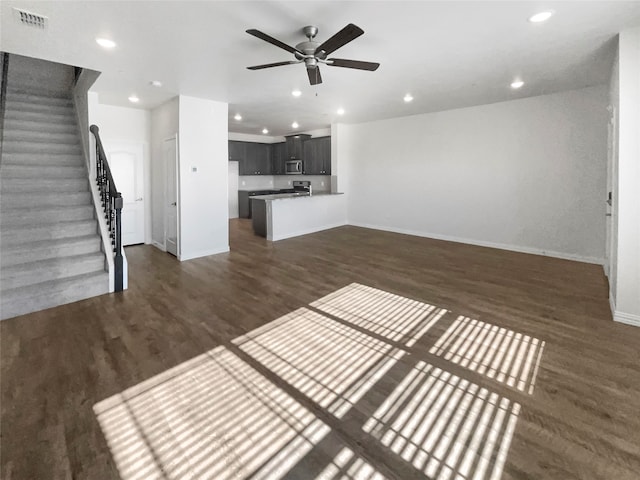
238;175;331;192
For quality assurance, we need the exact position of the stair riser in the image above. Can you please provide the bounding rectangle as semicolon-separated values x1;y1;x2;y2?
1;192;92;208
0;273;109;320
5;101;74;116
4;119;77;135
1;153;84;167
0;207;94;227
4;111;76;125
1;256;106;290
0;165;87;179
1;178;89;193
0;222;98;245
3;130;80;144
2;141;81;155
7;92;73;108
1;239;102;267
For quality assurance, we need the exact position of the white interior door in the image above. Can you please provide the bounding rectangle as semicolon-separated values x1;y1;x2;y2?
228;161;239;219
164;137;179;257
605;106;618;280
107;143;145;246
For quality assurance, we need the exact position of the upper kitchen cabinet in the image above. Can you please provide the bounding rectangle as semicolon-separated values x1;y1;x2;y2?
230;141;272;175
285;134;311;160
242;142;272;175
271;142;286;175
229;141;245;161
303;136;331;175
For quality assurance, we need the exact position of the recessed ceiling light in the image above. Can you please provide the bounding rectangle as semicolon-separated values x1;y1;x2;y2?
510;80;525;89
291;90;302;97
337;108;345;115
403;93;413;103
128;95;139;103
234;114;242;121
529;11;554;23
292;121;299;129
96;38;116;49
149;80;162;87
262;128;269;134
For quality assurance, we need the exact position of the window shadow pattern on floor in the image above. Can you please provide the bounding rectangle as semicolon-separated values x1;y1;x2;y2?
94;283;544;480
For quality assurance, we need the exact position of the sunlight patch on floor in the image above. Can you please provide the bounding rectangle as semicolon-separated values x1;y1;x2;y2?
363;361;520;480
316;447;388;480
94;346;331;480
235;307;407;418
429;316;545;393
311;283;446;346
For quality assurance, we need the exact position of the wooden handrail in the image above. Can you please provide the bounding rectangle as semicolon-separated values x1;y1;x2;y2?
90;124;124;292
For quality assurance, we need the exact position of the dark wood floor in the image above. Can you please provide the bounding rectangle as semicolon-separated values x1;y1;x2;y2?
2;219;639;479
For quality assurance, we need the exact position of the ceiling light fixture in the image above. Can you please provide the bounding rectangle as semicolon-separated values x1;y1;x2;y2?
292;121;299;129
149;80;162;87
403;93;413;103
96;38;116;49
291;90;302;97
128;95;139;103
234;114;242;121
528;11;554;23
262;128;269;134
337;108;345;115
510;80;525;89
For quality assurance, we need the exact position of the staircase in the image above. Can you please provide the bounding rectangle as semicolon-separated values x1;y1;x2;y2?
0;78;109;320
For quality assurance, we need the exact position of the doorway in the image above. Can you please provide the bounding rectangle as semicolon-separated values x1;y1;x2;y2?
107;143;145;246
163;136;179;257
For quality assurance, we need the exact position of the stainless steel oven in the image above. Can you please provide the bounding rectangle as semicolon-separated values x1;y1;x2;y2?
285;160;303;174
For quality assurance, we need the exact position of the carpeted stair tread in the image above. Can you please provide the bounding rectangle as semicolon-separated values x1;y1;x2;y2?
0;271;110;320
1;252;106;290
0;219;98;245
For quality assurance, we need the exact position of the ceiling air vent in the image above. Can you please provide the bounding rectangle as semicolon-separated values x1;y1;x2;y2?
13;8;48;29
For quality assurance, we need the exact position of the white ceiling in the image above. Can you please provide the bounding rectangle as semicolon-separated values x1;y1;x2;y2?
2;1;639;137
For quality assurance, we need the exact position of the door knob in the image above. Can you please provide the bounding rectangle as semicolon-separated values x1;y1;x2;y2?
135;197;143;201
171;202;177;206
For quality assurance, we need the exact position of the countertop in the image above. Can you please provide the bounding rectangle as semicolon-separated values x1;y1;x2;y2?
251;192;344;201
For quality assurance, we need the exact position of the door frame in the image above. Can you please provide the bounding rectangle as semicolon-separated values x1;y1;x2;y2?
163;134;180;258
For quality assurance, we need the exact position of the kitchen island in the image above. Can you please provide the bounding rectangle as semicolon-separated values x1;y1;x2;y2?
251;193;346;241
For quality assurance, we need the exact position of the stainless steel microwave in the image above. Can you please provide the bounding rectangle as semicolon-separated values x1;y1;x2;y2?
285;160;303;174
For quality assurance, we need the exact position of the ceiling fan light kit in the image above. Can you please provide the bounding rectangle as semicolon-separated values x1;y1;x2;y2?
246;23;380;85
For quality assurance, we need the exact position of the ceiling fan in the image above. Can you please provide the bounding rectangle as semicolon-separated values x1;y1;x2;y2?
246;24;380;85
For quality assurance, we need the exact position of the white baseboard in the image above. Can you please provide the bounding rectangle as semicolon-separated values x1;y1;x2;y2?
347;222;604;265
270;221;348;242
179;245;229;261
613;311;640;327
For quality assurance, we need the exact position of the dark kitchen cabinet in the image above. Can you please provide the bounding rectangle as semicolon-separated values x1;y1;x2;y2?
285;134;311;160
303;136;331;175
271;142;286;175
228;141;245;161
230;141;272;175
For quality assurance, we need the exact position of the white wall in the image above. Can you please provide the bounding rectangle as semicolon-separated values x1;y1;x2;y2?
342;86;608;263
89;99;152;244
150;97;179;248
611;28;640;327
178;95;229;260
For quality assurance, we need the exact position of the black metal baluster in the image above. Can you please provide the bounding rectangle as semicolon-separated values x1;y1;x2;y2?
89;125;124;292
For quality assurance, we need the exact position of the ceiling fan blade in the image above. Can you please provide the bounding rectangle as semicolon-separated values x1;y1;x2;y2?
247;60;300;70
315;23;364;57
307;67;322;85
246;29;303;55
327;58;380;71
